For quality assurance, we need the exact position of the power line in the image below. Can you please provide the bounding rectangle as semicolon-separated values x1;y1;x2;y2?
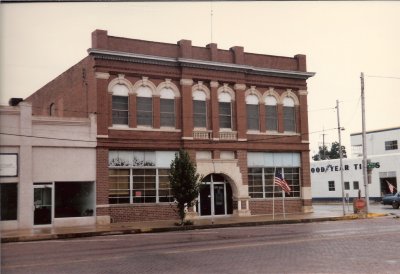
366;75;400;80
0;132;96;143
0;127;337;145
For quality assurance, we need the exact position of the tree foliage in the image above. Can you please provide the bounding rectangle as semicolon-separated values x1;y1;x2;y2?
169;149;201;225
312;141;347;161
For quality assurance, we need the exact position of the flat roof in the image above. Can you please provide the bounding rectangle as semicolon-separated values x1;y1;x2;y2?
351;126;400;136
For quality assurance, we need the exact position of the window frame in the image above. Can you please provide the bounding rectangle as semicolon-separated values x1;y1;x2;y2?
246;104;260;131
193;99;207;128
248;167;301;198
266;104;278;131
112;95;129;126
108;167;173;204
385;140;398;150
136;96;153;127
0;183;18;221
328;181;335;191
353;181;359;190
160;98;175;128
283;105;296;132
219;101;232;129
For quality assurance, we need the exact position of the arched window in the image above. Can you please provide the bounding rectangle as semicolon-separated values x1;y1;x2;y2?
49;103;56;116
112;84;129;125
193;90;207;128
265;95;278;131
160;88;175;127
218;92;232;129
283;97;296;132
246;94;259;130
136;86;153;127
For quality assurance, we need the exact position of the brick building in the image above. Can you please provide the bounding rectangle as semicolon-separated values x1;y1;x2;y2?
26;30;315;224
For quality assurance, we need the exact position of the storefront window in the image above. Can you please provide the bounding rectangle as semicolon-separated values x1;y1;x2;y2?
108;151;175;204
0;183;17;220
247;152;301;198
55;182;94;218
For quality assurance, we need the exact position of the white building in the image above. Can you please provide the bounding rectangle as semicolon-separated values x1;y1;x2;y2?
0;103;97;230
311;127;400;201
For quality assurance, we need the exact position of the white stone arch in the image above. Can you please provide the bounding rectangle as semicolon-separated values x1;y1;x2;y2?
262;87;280;105
132;76;157;96
192;81;210;100
281;89;299;106
196;161;246;199
245;86;262;104
155;79;180;98
107;74;134;95
217;83;235;101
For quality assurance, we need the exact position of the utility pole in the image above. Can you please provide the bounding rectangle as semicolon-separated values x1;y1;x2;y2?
361;72;370;213
336;100;346;215
322;129;326;160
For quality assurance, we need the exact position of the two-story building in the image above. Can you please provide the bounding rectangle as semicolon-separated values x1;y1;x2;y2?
25;30;315;224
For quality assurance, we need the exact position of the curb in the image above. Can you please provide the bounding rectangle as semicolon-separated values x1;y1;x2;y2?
1;214;376;244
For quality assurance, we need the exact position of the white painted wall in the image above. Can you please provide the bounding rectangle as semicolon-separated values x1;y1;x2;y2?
311;153;400;199
351;128;400;157
33;147;95;182
0;103;97;230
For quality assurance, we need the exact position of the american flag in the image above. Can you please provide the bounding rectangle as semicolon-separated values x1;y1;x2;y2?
386;180;396;194
274;170;291;194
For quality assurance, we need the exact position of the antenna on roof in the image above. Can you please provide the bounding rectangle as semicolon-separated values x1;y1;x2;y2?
210;0;213;43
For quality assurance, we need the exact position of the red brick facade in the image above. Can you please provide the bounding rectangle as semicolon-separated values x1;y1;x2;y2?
26;29;315;223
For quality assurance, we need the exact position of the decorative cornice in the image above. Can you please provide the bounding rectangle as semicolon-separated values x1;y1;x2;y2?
88;48;316;80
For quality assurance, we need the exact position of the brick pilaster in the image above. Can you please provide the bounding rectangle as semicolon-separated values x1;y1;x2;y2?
180;79;194;138
277;103;284;133
153;95;160;129
210;81;219;139
299;90;309;141
96;77;110;135
234;84;246;140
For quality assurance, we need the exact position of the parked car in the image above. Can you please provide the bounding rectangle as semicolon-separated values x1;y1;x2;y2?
382;192;400;209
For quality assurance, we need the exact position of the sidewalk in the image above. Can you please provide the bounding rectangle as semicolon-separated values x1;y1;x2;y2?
1;204;389;243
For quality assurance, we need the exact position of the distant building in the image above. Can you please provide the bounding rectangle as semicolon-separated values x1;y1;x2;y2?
6;30;315;226
311;127;400;201
0;103;96;230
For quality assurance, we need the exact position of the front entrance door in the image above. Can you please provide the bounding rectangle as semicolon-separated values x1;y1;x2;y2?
34;185;52;225
198;174;232;216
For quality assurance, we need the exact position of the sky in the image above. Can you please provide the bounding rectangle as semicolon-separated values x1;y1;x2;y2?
1;2;399;155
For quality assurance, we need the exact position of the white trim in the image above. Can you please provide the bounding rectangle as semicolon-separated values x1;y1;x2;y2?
95;72;110;80
108;126;181;133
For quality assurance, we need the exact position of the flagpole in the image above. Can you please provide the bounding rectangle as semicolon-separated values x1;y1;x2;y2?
273;167;276;220
282;190;286;219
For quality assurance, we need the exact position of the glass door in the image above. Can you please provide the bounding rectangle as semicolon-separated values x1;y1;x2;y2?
199;184;211;216
34;185;52;225
213;184;226;215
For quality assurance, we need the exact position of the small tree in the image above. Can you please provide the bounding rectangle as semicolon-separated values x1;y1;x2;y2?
169;149;201;225
312;145;330;161
312;142;347;161
329;141;347;159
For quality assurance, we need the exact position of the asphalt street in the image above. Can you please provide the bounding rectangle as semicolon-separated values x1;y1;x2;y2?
2;214;399;274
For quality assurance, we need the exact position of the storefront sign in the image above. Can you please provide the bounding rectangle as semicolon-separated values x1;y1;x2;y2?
311;162;380;174
0;154;18;177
